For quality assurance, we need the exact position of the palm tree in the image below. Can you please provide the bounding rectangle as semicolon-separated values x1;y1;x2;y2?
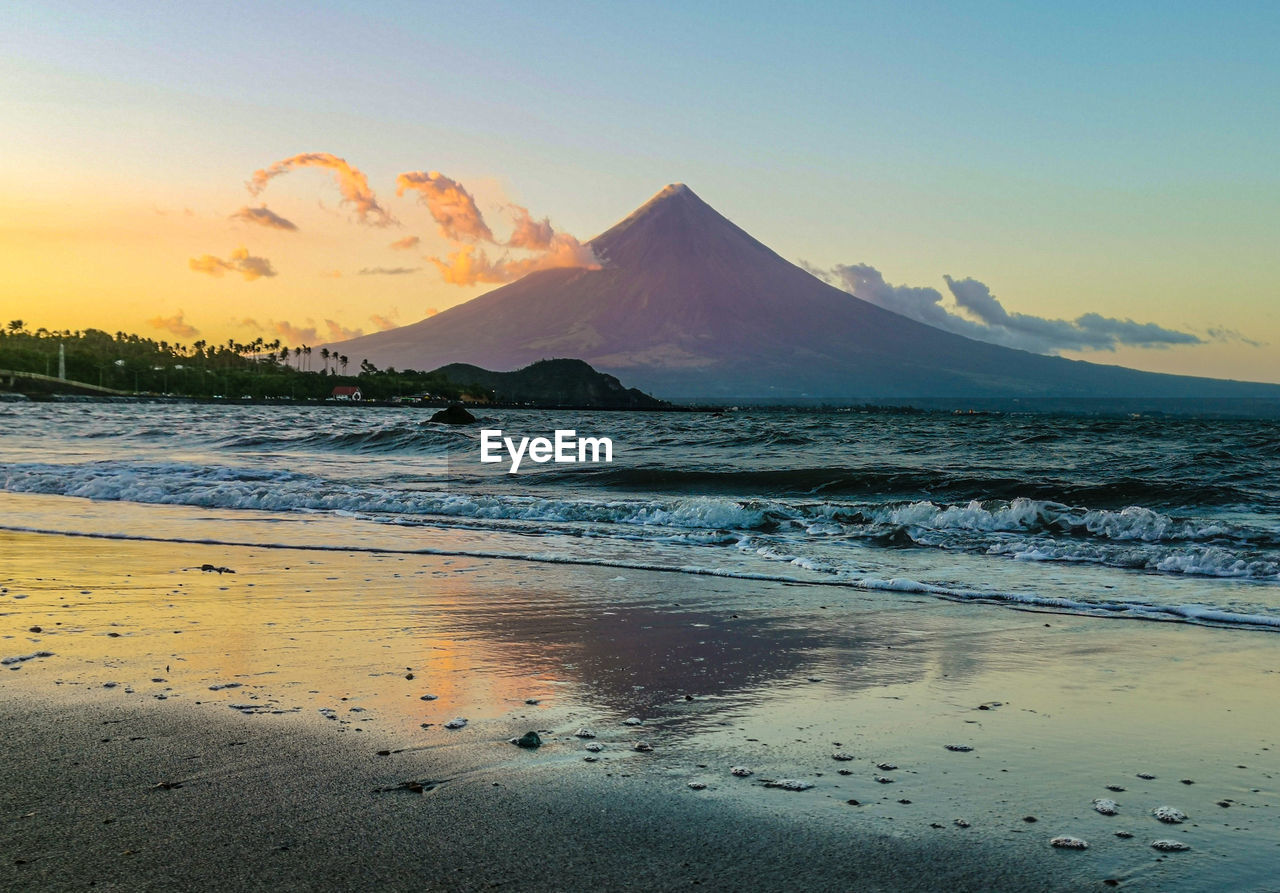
7;320;24;334
303;345;312;371
340;355;349;375
320;347;330;374
293;346;302;368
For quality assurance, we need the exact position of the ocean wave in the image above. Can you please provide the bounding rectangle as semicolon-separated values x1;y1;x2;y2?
2;522;1277;633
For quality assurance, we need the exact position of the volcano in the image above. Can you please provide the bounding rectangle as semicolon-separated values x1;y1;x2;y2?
330;184;1278;401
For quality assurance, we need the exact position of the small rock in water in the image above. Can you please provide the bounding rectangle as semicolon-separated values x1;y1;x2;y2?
443;717;468;730
584;742;603;752
954;818;971;828
1105;785;1126;792
875;762;898;771
874;775;895;784
1150;839;1190;852
1179;778;1194;785
730;767;753;778
511;731;542;749
1217;800;1232;808
806;677;823;683
1093;798;1119;816
944;744;974;752
525;699;540;705
419;694;438;701
573;728;596;738
837;769;852;776
687;782;707;790
583;756;598;763
103;682;118;689
1114;831;1134;839
1152;806;1186;824
764;779;814;791
633;741;653;753
1136;772;1156;780
623;717;643;726
1023;816;1038;823
832;752;854;762
1050;837;1088;850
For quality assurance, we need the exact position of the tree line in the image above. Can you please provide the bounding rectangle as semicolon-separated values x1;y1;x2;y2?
0;320;486;401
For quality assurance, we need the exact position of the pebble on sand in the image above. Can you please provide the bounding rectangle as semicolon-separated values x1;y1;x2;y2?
944;744;973;752
687;782;707;790
875;762;898;771
623;717;643;726
730;767;753;777
1136;772;1156;780
1150;840;1190;852
1093;798;1119;816
1050;837;1088;850
832;752;854;761
874;775;894;784
444;717;468;730
573;728;596;738
584;742;603;752
419;694;438;701
764;779;814;791
633;741;653;752
1152;806;1186;824
511;731;542;749
1114;831;1134;839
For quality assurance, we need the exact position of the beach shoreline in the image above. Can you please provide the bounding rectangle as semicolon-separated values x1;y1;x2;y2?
2;529;1278;890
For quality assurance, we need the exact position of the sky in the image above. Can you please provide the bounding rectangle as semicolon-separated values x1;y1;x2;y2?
1;0;1277;380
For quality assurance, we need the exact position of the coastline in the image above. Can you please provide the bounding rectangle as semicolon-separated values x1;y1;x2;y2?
3;529;1278;891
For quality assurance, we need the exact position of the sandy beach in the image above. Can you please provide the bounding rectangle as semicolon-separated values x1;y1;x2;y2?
2;528;1277;891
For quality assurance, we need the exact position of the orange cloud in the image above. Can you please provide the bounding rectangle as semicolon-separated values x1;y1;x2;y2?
425;307;439;317
396;171;493;242
427;246;510;286
369;313;398;331
248;153;394;226
506;206;555;250
325;319;364;340
389;235;420;251
272;319;318;344
148;309;199;338
427;237;599;286
230;205;298;231
189;247;277;281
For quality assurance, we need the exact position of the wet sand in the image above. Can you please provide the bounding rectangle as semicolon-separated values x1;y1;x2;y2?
2;530;1278;891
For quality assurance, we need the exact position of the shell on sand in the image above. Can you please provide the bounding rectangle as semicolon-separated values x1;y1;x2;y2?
832;752;854;761
764;779;814;791
1152;806;1186;824
573;728;596;738
874;775;894;784
1050;837;1089;850
443;717;468;730
1151;839;1190;851
1093;798;1119;816
730;766;753;777
584;742;603;752
623;717;643;726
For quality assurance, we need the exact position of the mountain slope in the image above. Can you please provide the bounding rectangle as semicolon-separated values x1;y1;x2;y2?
330;184;1279;400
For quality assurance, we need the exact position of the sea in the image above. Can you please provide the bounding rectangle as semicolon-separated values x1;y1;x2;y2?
3;402;1279;632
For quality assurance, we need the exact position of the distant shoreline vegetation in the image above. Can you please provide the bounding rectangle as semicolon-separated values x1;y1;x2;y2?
0;320;671;410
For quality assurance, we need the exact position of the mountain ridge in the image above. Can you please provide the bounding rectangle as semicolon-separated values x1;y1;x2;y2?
329;184;1280;400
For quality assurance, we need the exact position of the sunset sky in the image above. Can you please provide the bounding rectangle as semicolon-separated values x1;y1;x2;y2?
2;1;1277;381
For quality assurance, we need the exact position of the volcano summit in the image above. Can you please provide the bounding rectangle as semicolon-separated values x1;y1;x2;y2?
330;184;1278;401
